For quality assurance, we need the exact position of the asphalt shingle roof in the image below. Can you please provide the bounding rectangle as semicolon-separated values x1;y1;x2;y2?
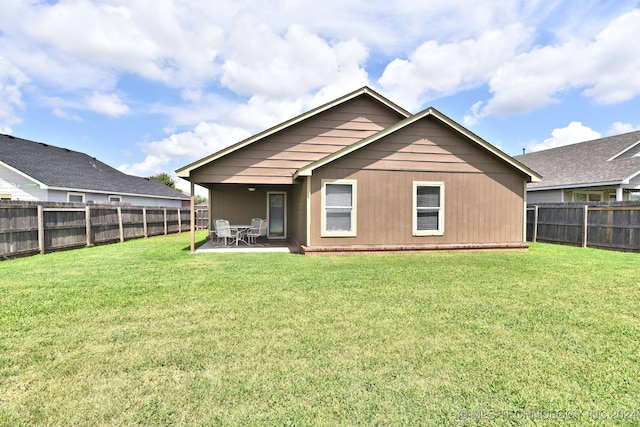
514;130;640;189
0;134;188;200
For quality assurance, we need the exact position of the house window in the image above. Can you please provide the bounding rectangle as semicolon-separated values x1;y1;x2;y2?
0;194;11;201
629;192;640;201
67;192;85;203
572;191;602;202
108;195;122;202
322;180;356;236
413;182;444;236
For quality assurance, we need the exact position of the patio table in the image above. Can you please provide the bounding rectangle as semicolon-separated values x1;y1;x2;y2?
229;225;251;246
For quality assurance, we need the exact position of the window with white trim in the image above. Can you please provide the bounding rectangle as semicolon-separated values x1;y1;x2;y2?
322;180;356;236
67;192;85;203
108;195;122;202
413;182;444;236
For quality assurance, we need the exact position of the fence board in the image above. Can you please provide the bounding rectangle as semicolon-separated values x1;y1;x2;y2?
0;201;191;258
527;202;640;252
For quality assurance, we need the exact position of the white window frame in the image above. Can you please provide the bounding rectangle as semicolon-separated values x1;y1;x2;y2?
571;191;603;202
413;181;444;236
321;179;357;237
108;195;122;202
67;192;85;203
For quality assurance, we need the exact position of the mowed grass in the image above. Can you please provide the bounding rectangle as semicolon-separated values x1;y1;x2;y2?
1;232;639;426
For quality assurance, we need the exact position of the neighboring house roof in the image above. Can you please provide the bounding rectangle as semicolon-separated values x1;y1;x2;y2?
514;130;640;190
176;86;411;178
0;134;188;200
295;106;540;182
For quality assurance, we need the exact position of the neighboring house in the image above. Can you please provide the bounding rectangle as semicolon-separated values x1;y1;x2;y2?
177;87;540;254
515;130;640;203
0;134;189;207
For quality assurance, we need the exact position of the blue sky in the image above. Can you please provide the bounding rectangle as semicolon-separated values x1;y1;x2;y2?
2;0;640;194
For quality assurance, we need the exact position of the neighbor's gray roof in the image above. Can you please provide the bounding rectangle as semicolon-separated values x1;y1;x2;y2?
514;130;640;190
0;134;188;200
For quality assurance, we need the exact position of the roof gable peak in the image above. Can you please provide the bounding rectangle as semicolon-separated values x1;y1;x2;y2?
176;86;410;177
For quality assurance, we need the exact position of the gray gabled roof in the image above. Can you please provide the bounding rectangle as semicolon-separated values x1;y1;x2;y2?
514;130;640;190
0;134;188;200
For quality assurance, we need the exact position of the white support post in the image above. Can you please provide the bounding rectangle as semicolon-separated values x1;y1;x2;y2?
190;182;195;253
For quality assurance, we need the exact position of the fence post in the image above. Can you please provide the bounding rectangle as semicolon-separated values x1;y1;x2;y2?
37;204;45;255
533;205;539;242
606;208;612;245
85;206;92;247
143;208;148;238
117;207;124;242
163;208;168;235
177;208;182;233
582;205;589;248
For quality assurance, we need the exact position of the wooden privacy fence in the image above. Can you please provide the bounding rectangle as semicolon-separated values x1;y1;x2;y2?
526;202;640;251
0;201;191;258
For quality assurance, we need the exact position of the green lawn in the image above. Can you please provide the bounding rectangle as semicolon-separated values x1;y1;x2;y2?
1;232;639;426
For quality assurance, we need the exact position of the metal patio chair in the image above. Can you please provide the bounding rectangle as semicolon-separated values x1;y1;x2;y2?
214;219;235;246
247;218;268;246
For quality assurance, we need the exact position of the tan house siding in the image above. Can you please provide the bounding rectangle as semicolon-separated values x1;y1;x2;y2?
211;185;267;224
190;95;406;185
288;178;308;246
306;117;527;249
308;170;525;248
326;117;518;174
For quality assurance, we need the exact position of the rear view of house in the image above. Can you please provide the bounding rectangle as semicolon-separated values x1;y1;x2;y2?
177;87;540;254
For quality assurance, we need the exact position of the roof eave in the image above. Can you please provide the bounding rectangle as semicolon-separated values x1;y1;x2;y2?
528;180;625;191
46;186;188;200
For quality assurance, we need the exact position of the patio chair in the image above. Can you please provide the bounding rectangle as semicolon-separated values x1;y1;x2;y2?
211;219;222;243
214;219;235;246
247;219;268;245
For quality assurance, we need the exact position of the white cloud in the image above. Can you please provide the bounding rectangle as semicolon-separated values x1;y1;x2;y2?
118;122;251;177
52;108;83;122
529;122;601;152
608;121;640;135
468;9;640;122
378;24;531;110
221;24;369;99
84;92;130;117
0;56;29;131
